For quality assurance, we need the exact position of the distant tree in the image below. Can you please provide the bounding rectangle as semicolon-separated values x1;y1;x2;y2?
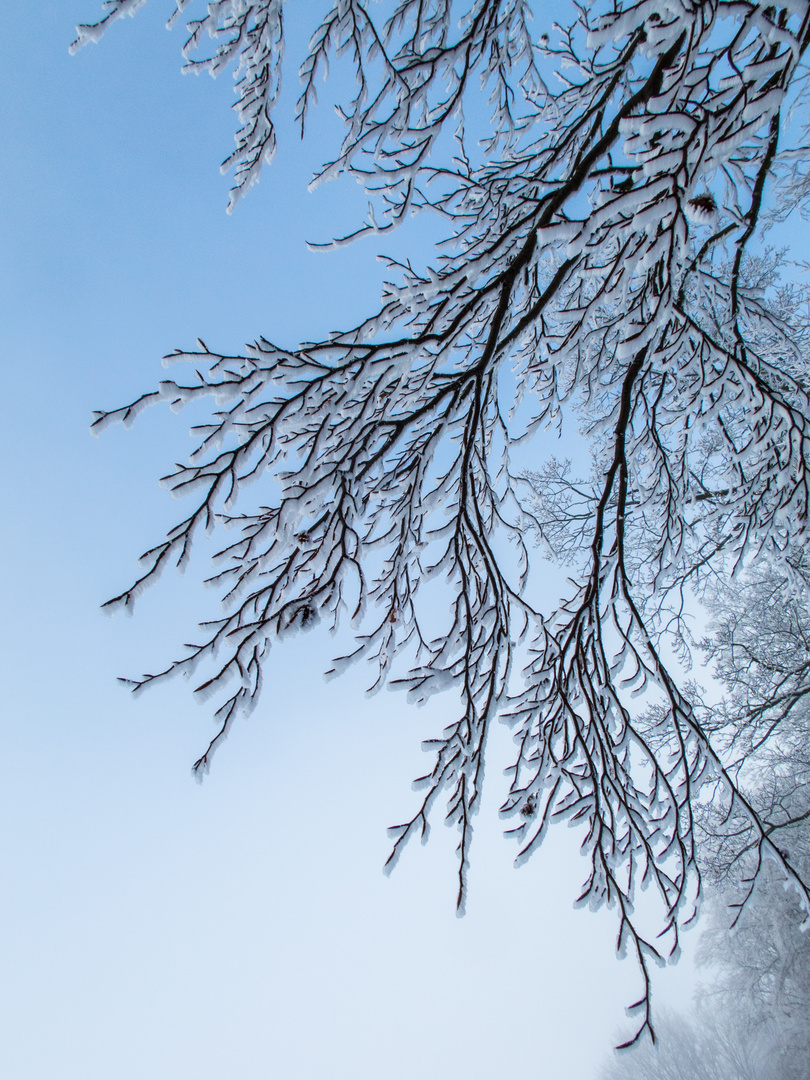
697;555;810;894
600;856;810;1079
698;869;810;1080
600;557;810;1075
695;559;810;1079
600;1006;777;1080
75;0;810;1041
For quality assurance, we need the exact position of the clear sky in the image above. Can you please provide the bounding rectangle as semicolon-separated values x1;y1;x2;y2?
1;4;700;1078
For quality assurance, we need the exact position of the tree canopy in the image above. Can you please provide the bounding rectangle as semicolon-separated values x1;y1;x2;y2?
76;0;810;1043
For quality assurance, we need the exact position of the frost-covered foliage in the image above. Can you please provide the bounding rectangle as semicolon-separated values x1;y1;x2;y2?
78;0;810;1044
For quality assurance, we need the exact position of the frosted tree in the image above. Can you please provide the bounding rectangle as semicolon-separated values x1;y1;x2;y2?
599;1006;779;1080
600;560;810;1075
694;556;810;1078
697;871;810;1080
75;0;810;1042
698;556;810;893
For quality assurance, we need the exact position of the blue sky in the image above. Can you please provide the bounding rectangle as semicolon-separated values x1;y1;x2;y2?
0;4;701;1078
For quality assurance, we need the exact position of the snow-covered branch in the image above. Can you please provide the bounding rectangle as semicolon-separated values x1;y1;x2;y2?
81;0;810;1044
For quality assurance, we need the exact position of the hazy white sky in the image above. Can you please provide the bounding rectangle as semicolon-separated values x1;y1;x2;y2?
1;4;701;1078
